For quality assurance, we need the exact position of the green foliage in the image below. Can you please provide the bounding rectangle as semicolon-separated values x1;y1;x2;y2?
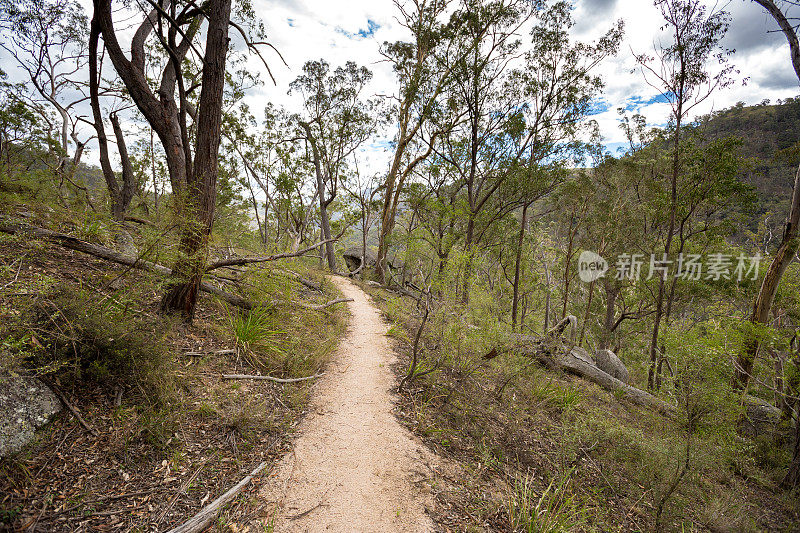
226;304;285;370
22;286;175;405
507;468;587;533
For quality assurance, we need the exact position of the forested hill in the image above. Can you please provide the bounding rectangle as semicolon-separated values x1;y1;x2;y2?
701;97;800;217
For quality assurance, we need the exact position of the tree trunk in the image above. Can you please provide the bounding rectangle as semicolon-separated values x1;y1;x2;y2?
649;100;683;390
783;407;800;488
511;202;530;329
600;279;618;350
299;121;336;272
375;133;409;285
561;214;577;320
160;0;231;320
735;164;800;386
88;16;123;221
578;279;596;347
109;112;136;215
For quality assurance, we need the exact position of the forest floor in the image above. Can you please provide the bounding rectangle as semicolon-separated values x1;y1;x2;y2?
248;277;443;532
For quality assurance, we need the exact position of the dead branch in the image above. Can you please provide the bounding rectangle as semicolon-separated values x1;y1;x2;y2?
123;215;155;226
398;301;430;393
165;461;268;533
298;297;353;311
184;348;236;357
221;372;325;383
206;237;338;271
0;219;253;310
274;269;323;291
51;386;100;437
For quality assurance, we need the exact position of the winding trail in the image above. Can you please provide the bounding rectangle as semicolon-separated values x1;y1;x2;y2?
254;277;438;532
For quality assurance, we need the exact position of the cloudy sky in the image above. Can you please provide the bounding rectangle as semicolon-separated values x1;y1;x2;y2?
241;0;800;161
3;0;798;169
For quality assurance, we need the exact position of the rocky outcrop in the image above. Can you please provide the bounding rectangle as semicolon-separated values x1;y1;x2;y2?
0;374;61;458
343;247;377;273
593;349;629;383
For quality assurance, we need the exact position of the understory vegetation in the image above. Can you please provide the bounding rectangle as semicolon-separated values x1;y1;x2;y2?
369;282;798;531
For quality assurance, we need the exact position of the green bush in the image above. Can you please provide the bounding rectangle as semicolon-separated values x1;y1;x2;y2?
23;286;174;406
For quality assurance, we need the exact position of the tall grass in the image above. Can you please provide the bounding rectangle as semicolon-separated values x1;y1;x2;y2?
507;467;586;532
226;304;285;370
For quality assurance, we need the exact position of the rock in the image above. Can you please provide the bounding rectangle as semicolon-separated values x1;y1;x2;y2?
342;247;377;273
738;394;791;440
0;374;62;458
593;349;629;383
114;229;138;257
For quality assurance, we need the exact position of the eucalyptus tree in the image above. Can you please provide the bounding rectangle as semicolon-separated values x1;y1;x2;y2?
0;0;89;184
737;0;800;488
88;24;138;221
92;0;280;318
343;159;383;280
0;70;52;183
506;0;622;328
375;0;455;284
290;60;376;272
375;0;516;284
634;0;735;389
93;0;240;318
431;0;537;302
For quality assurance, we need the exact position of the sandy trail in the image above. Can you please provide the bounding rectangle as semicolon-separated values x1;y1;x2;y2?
253;277;437;532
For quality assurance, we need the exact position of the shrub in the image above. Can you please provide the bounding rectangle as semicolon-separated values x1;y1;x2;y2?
22;286;174;406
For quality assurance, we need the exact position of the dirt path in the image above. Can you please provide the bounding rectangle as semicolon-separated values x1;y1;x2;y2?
253;277;438;532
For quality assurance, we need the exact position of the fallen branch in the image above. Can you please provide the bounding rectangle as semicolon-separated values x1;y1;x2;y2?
184;348;236;357
123;215;155;226
206;228;345;272
51;386;100;437
298;297;353;311
274;269;324;292
165;462;268;533
221;372;325;383
297;277;322;292
0;219;253;310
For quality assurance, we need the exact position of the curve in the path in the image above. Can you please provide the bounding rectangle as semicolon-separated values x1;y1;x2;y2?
253;277;437;532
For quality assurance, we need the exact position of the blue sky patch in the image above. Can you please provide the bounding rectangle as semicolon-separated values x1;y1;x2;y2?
336;19;381;40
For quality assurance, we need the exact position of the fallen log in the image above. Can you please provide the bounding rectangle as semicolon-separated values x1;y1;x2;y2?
222;372;324;383
510;335;676;415
299;297;353;311
165;461;268;533
0;219;253;310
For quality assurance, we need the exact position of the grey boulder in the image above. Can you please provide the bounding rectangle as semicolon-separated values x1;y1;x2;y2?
593;349;629;383
0;374;62;458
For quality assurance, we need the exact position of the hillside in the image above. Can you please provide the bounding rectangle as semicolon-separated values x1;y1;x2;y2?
701;97;800;218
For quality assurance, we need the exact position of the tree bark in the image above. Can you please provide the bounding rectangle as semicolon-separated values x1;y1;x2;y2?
299;121;336;272
600;279;618;350
88;16;122;220
160;0;232;319
110;112;136;216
